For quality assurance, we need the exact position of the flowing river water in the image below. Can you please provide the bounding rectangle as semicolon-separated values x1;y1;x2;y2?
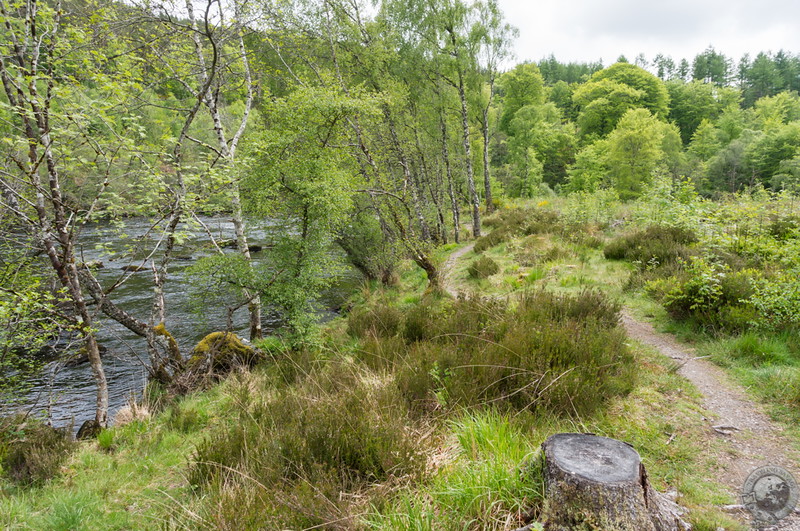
15;217;359;431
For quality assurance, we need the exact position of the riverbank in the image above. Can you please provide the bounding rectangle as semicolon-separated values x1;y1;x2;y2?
9;216;360;433
6;199;798;529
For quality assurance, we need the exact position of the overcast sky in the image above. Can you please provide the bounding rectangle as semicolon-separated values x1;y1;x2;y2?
496;0;800;68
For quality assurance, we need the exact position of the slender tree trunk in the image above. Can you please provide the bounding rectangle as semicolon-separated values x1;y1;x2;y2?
440;115;460;243
482;104;494;213
185;0;262;340
53;242;108;426
0;0;109;424
432;161;449;244
386;111;431;241
458;77;481;237
414;124;447;243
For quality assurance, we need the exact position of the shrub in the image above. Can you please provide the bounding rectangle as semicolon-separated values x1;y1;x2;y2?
474;230;507;253
347;300;403;338
396;342;462;414
652;259;757;333
768;215;800;241
542;243;572;262
440;295;507;350
355;334;408;371
468;256;500;279
517;289;621;328
750;269;800;331
475;208;565;254
403;298;448;343
604;225;697;268
567;231;604;249
0;416;75;486
396;290;634;416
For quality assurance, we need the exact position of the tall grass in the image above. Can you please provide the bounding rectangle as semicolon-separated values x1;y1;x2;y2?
188;361;426;529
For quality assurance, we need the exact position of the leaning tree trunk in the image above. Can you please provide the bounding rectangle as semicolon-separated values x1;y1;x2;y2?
541;433;690;531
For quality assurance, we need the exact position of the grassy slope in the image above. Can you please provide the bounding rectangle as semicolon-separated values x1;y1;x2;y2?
0;204;762;531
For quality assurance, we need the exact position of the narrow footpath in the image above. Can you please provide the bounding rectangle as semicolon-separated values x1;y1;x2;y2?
441;242;475;298
623;313;800;530
442;243;800;529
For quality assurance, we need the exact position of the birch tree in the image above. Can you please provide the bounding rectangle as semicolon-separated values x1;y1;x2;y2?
0;0;110;425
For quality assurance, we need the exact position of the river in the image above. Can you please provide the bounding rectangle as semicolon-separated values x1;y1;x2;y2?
13;216;359;430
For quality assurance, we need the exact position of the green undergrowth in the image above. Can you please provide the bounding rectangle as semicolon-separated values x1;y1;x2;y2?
1;199;777;530
0;387;224;530
367;342;742;531
597;193;800;439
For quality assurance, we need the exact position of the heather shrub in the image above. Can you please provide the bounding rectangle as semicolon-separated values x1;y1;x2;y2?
347;299;403;338
396;290;633;417
475;208;565;254
356;334;408;371
0;416;75;486
189;361;423;529
604;225;697;267
474;230;508;253
403;298;449;343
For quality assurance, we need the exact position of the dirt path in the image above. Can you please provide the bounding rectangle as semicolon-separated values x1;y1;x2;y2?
441;242;474;297
622;312;800;529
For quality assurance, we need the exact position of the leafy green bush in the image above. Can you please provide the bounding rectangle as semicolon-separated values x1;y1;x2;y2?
468;256;500;279
646;258;757;333
750;269;800;331
0;416;75;486
768;215;800;240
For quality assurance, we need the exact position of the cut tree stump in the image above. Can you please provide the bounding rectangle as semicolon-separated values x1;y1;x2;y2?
541;433;690;531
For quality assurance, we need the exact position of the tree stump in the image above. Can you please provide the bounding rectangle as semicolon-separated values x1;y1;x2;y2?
541;433;690;531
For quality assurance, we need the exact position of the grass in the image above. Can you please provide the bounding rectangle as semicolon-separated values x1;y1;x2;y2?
4;199;789;530
367;343;743;530
0;387;224;529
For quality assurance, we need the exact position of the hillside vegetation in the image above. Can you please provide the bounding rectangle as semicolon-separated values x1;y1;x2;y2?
2;0;800;529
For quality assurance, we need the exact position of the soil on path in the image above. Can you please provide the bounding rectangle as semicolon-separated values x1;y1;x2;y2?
622;312;800;530
441;242;475;298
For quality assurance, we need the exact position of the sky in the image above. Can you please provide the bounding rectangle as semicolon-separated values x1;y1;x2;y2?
496;0;800;67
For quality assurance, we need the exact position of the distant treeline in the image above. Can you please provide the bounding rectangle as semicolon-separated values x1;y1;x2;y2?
492;48;800;198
